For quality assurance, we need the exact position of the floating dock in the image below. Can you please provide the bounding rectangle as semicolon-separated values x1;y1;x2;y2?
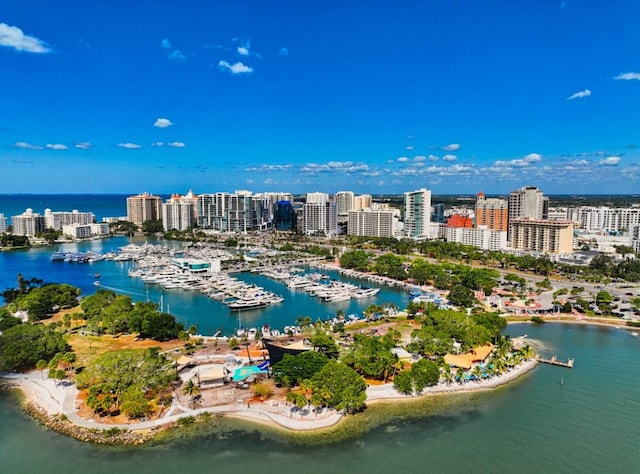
536;355;574;368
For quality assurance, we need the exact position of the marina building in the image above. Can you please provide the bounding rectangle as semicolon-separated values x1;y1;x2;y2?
44;209;95;230
62;223;110;240
475;193;508;231
509;218;573;254
404;188;431;239
126;193;162;226
11;209;45;237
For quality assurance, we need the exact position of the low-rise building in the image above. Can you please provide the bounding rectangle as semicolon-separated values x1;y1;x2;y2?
446;226;507;251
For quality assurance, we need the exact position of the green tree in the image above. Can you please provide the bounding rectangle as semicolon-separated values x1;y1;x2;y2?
142;219;164;234
272;351;329;388
410;358;440;392
311;360;367;413
448;285;476;308
0;324;69;372
393;370;414;395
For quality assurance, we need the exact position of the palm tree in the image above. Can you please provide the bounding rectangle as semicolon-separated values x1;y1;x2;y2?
183;379;200;409
471;365;483;382
442;364;453;385
456;367;466;384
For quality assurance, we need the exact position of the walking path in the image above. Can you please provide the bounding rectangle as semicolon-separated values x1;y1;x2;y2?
2;358;538;433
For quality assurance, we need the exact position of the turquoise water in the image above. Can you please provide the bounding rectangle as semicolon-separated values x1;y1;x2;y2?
2;323;639;473
0;236;411;336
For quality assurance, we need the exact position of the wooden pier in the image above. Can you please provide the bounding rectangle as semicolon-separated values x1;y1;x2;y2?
536;355;574;368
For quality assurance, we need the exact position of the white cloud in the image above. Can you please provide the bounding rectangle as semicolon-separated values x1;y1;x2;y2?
428;154;439;161
117;142;142;149
74;142;91;150
168;49;186;61
264;178;274;185
524;152;542;163
599;156;621;166
405;145;415;151
278;47;289;55
442;154;457;161
150;142;164;147
397;156;409;162
237;46;249;56
414;155;426;162
567;89;591;100
0;23;51;53
614;72;640;81
154;118;173;128
167;141;186;148
218;60;253;74
442;143;460;151
244;164;291;172
161;38;171;49
494;159;530;168
46;144;68;150
13;141;42;150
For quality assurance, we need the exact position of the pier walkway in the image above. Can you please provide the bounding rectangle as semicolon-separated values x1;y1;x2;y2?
536;355;574;368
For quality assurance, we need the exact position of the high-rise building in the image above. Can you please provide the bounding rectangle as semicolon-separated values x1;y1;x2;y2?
475;192;508;231
347;208;396;238
510;218;573;254
335;191;355;216
303;193;337;236
44;209;95;230
431;203;446;224
11;209;45;236
196;192;272;232
0;213;6;233
508;186;548;239
126;193;162;226
354;194;372;211
162;191;197;231
404;188;431;239
274;201;296;230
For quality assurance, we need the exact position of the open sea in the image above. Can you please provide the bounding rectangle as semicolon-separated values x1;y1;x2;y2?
1;195;639;472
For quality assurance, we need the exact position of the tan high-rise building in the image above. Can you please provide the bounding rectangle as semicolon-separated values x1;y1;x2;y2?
510;218;574;254
475;192;508;231
126;193;162;226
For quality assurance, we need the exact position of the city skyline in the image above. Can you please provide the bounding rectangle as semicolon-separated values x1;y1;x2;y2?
2;1;640;195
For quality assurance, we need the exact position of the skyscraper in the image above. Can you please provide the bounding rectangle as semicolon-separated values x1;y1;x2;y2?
404;188;431;239
475;192;508;231
126;193;162;226
508;186;548;237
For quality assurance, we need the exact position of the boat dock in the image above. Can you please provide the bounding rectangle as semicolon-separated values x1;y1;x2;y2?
536;355;574;368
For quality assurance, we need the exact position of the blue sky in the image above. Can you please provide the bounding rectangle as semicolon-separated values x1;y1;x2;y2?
2;1;640;195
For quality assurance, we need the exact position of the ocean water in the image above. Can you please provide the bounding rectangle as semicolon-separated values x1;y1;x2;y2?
2;323;639;473
0;194;132;222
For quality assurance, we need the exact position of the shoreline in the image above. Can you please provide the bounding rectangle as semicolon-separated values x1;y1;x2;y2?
507;317;639;331
1;357;538;445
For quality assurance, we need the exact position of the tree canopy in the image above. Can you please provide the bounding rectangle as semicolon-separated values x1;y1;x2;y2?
311;360;367;413
0;323;69;372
